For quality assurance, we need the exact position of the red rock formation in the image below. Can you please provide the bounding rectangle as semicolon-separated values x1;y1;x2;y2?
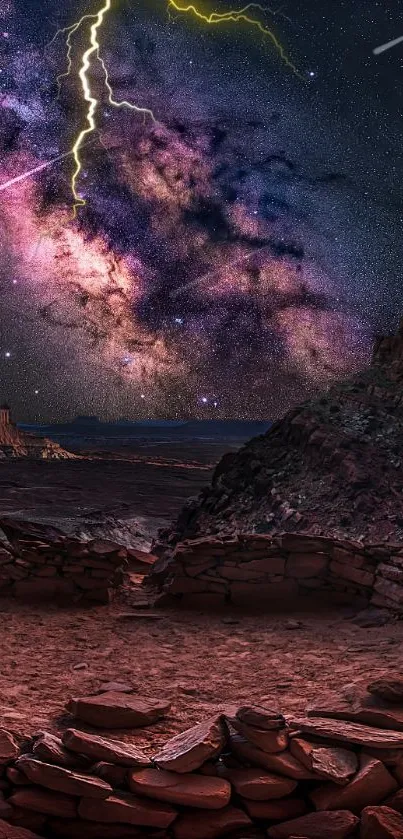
0;405;76;460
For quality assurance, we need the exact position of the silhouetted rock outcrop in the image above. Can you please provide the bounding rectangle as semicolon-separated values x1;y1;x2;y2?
155;318;403;553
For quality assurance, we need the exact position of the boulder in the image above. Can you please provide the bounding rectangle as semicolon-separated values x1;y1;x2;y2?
235;706;285;731
153;716;226;773
173;805;252;839
129;767;231;809
367;679;403;704
16;756;112;799
360;805;403;838
79;791;177;828
288;717;403;748
62;729;151;767
289;738;358;784
310;754;397;813
66;692;170;729
224;767;297;800
9;788;77;819
267;810;359;838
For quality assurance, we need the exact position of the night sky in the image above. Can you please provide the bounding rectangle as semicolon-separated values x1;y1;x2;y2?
0;0;402;421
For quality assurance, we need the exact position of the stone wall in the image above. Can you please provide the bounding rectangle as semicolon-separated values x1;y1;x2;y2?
0;519;129;605
150;532;403;613
1;681;403;837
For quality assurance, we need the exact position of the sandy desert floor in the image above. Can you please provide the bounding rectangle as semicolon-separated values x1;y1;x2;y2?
0;596;401;751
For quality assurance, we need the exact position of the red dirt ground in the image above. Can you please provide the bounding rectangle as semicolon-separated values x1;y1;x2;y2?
1;596;402;753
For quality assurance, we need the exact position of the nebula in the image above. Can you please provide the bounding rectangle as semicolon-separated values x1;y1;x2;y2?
0;0;401;421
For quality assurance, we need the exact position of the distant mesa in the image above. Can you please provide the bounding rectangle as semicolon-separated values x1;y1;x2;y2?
0;404;77;460
70;415;101;426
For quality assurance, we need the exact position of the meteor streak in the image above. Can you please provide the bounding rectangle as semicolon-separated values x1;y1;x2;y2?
0;151;73;194
373;34;403;55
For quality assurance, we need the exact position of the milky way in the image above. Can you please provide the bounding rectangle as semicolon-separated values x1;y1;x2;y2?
1;0;402;421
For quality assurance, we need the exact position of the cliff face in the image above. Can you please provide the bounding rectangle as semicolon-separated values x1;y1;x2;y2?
0;412;76;460
156;320;403;553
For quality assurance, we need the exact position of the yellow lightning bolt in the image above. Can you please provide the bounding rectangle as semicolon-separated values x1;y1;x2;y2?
48;14;99;98
167;0;301;77
97;52;156;123
50;0;298;215
50;0;156;217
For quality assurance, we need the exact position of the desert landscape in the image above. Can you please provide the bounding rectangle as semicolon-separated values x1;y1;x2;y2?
0;325;401;837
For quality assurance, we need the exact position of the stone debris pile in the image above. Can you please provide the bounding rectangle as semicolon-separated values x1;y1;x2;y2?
0;518;133;605
0;681;403;837
150;532;403;614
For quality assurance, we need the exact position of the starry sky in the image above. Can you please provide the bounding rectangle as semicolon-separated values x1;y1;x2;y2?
0;0;402;421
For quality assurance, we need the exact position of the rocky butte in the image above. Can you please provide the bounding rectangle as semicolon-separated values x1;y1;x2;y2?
155;317;403;547
149;318;403;614
0;404;76;460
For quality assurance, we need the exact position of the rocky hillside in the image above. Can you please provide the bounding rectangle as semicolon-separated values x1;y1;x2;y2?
156;319;403;552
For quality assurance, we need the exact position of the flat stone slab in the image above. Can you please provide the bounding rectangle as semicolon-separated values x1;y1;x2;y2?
267;809;359;838
228;716;288;753
79;791;177;828
243;797;307;821
129;767;231;809
229;735;318;780
16;756;112;799
32;733;86;769
360;805;403;839
235;706;285;731
62;729;151;767
172;805;252;839
9;787;77;819
307;696;403;732
289;717;403;748
66;692;170;729
153;715;226;773
289;737;358;784
225;767;297;800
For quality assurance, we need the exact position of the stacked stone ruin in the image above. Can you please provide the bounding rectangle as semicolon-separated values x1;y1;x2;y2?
0;519;130;605
150;533;403;614
1;680;403;837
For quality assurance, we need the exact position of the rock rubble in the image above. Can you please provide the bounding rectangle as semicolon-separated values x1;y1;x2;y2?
0;680;403;837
